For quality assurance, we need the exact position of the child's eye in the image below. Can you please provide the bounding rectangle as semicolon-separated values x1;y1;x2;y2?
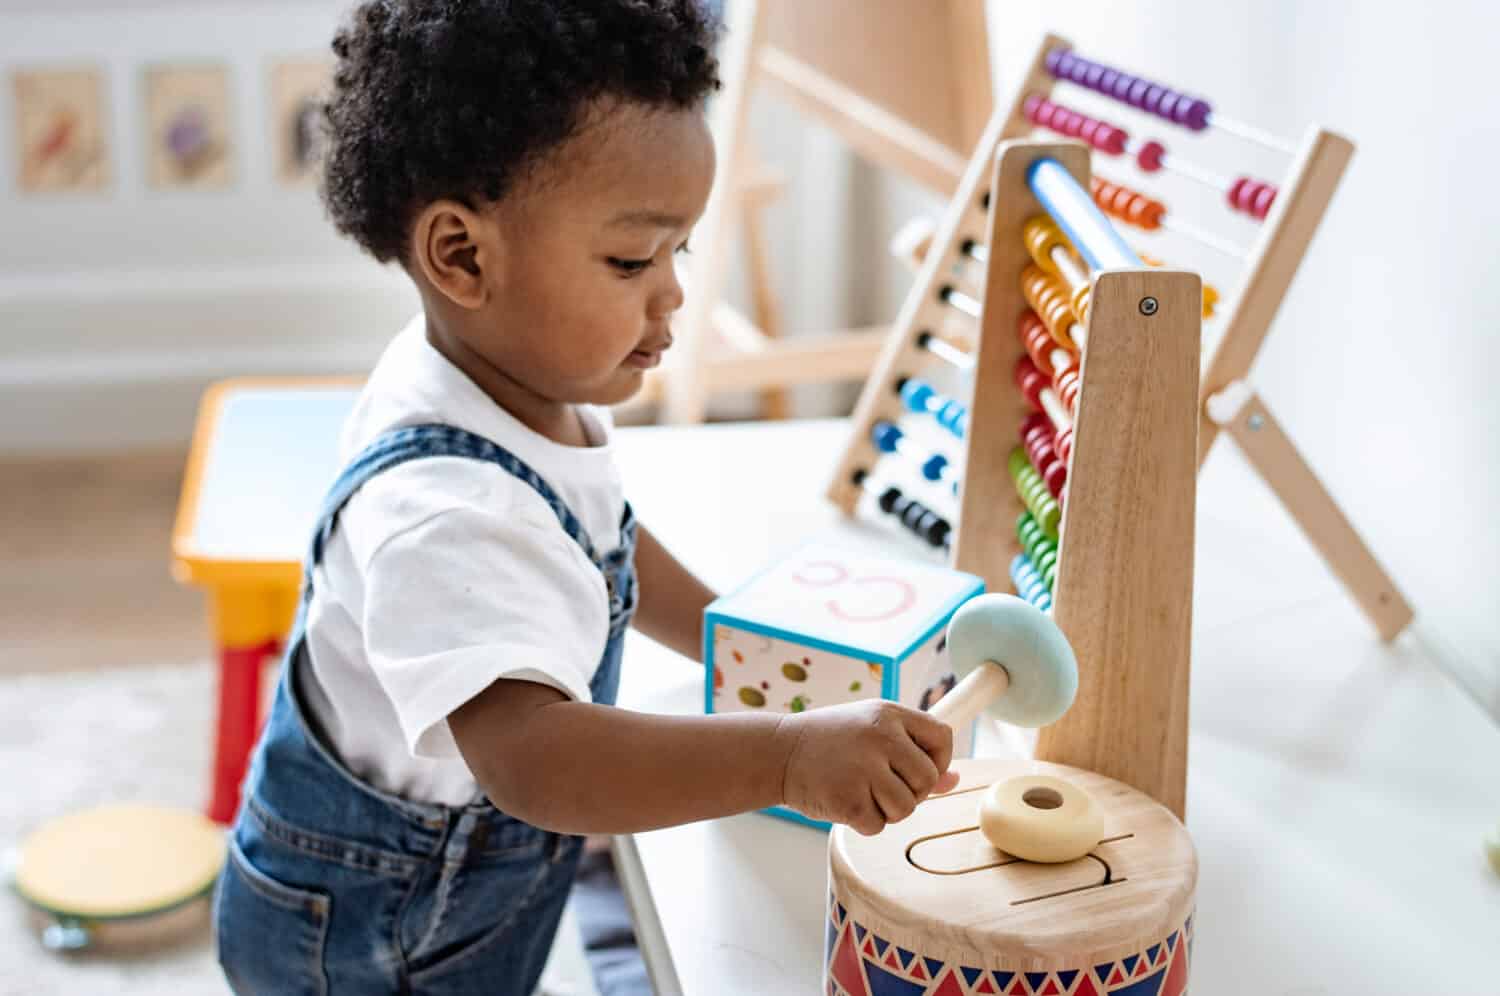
607;256;653;276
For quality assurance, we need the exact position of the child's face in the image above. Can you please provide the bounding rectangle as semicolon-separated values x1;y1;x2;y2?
479;101;716;408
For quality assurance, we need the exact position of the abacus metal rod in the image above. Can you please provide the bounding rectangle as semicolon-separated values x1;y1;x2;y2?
1124;138;1235;190
940;284;983;320
872;420;962;494
1157;216;1249;260
917;331;974;372
1204;111;1300;157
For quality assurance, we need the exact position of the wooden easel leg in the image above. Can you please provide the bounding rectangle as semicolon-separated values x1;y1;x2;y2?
663;0;763;425
1217;390;1414;641
741;179;790;420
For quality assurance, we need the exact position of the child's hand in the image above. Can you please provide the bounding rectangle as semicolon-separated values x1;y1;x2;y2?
776;700;960;836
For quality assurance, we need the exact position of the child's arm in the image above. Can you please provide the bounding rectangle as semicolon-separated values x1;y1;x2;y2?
629;522;716;661
450;678;958;836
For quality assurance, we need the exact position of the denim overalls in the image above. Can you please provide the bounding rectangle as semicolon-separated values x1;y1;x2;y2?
213;424;637;995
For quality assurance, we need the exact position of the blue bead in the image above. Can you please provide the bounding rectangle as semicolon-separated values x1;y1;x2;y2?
871;421;902;453
921;454;947;481
900;379;935;413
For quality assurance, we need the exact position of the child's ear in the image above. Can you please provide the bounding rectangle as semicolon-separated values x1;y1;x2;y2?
410;199;497;309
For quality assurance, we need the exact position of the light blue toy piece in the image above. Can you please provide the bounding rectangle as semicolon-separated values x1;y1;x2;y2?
942;593;1077;728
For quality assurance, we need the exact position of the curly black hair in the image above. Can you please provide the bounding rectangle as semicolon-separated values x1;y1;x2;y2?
321;0;722;264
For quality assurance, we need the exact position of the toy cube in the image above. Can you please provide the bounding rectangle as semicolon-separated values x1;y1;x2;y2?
703;543;985;828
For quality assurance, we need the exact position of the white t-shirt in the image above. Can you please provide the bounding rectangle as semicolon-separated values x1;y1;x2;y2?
300;315;626;807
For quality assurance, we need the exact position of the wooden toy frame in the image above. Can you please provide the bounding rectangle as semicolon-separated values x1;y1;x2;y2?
830;32;1410;697
1012;32;1411;642
830;132;1202;817
646;0;993;424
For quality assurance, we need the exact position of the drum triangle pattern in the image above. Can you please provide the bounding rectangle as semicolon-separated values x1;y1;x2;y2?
825;902;1191;995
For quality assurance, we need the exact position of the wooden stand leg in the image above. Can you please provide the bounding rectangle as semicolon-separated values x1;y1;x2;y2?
742;190;790;420
663;0;764;425
1218;391;1414;641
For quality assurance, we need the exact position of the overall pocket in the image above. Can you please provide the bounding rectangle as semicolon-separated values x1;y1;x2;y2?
214;835;331;996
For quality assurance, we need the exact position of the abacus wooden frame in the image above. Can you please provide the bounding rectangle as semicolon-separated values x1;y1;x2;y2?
647;0;993;425
1015;31;1411;641
831;137;1202;817
982;144;1199;820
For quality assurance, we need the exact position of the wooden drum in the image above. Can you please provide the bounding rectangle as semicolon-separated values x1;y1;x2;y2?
826;759;1196;995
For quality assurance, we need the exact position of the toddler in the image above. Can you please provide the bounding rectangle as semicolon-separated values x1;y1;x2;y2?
213;2;958;993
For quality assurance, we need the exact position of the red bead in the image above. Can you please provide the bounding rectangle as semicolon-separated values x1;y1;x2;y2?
1100;125;1127;156
1057;428;1074;461
1043;461;1067;498
1137;140;1165;173
1227;177;1248;211
1252;184;1277;218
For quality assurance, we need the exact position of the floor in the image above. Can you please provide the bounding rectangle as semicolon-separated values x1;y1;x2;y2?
1;448;206;678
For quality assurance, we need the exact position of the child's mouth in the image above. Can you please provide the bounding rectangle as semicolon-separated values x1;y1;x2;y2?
625;348;663;369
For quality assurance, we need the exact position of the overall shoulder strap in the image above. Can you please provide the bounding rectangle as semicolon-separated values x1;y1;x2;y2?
306;424;603;571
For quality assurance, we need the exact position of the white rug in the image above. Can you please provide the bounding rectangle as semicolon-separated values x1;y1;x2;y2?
0;664;597;996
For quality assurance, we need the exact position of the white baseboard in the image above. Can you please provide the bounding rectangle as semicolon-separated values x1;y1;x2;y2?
1;264;418;455
1;341;387;455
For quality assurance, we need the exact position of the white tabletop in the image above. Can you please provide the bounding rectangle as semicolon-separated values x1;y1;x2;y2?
184;385;357;563
610;418;1500;994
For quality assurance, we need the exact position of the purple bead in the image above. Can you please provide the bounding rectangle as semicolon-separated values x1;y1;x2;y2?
1127;79;1151;109
1099;69;1120;95
1084;64;1105;89
1111;74;1135;100
1157;92;1181;120
1184;98;1212;130
1045;48;1067;75
1055;51;1078;80
1143;85;1166;114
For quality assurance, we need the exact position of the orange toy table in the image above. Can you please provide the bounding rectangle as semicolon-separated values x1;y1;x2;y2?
171;379;359;823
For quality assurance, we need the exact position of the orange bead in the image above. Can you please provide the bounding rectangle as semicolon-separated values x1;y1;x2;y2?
1089;175;1165;231
1021;265;1080;349
1022;216;1071;276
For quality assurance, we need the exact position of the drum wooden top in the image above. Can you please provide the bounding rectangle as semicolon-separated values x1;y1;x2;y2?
830;758;1197;967
15;804;226;920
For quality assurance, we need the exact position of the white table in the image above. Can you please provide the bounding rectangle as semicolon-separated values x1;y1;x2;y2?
610;418;1500;994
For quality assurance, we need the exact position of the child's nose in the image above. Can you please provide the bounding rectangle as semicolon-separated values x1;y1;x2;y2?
650;265;686;318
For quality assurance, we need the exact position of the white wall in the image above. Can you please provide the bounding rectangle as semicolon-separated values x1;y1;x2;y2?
2;0;1494;661
965;0;1500;675
0;1;418;453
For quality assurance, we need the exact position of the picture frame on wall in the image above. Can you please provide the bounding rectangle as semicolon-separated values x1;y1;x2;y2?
143;63;233;190
11;66;111;194
269;57;333;187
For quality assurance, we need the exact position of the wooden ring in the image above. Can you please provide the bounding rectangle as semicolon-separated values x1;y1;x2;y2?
978;774;1103;863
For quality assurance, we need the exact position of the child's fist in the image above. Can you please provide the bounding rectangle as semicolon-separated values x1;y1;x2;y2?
775;700;959;836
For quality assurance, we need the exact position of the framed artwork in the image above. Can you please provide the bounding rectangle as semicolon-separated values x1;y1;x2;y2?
11;67;110;194
269;58;333;186
144;64;232;189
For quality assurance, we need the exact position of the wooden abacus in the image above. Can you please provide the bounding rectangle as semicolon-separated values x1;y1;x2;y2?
872;32;1413;642
649;0;993;424
829;130;1202;818
1023;36;1412;642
